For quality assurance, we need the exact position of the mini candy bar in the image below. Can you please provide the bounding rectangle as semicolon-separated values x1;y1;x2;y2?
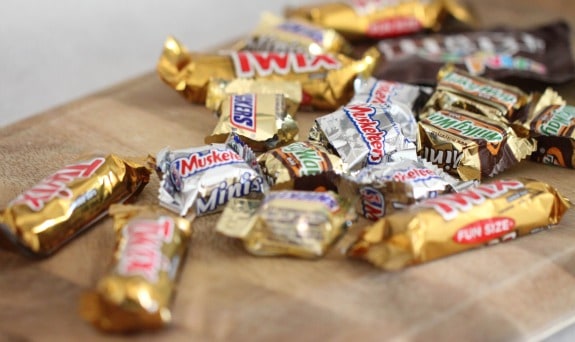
418;108;535;180
0;155;150;257
80;205;192;333
285;0;473;40
216;191;355;258
232;12;353;55
350;77;432;118
205;93;299;152
421;65;530;123
521;92;575;168
157;36;379;110
258;141;343;190
205;78;302;116
347;178;571;270
336;158;466;220
157;134;267;217
354;21;575;86
310;102;418;172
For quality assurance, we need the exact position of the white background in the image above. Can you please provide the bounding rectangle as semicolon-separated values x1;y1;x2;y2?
0;0;309;127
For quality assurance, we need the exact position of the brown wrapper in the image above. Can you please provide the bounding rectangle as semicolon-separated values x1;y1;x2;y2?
0;155;150;257
422;65;530;123
347;178;571;270
232;12;353;56
216;191;355;258
205;93;299;152
258;141;343;190
417;108;536;181
285;0;474;41
80;204;192;333
157;36;379;110
205;78;302;116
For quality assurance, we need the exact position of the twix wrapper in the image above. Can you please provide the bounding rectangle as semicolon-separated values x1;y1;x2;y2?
232;12;353;55
521;90;575;168
0;155;150;257
258;141;343;190
205;93;299;152
157;36;379;110
285;0;474;41
205;78;302;116
216;191;355;258
418;108;535;180
422;65;530;123
347;178;571;270
80;205;192;333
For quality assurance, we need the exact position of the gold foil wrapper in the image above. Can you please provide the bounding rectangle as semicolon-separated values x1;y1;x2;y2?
417;108;535;180
258;141;343;190
217;191;355;258
347;178;571;270
205;78;302;116
205;93;299;152
285;0;474;40
422;65;530;122
0;155;150;257
80;204;192;333
157;36;379;110
232;12;353;55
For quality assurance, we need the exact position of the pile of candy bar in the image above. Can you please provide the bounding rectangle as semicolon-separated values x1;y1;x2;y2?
1;0;574;334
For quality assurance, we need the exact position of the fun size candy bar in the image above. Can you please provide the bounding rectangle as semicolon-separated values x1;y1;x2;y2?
205;93;299;152
347;178;571;270
216;191;355;258
0;155;150;257
157;36;379;110
310;102;418;172
80;204;191;333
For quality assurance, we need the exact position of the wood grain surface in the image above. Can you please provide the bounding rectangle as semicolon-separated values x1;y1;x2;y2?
1;0;575;340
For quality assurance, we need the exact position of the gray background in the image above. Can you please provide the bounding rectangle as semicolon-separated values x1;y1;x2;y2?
0;0;308;127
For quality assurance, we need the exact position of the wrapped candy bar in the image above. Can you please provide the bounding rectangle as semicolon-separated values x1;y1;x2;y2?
347;178;571;270
157;36;379;110
80;204;192;333
205;93;299;152
216;191;355;258
0;155;150;257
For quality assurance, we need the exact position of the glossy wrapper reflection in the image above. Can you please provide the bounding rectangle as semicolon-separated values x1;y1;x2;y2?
347;178;571;270
80;204;192;333
216;191;355;258
0;154;150;257
157;36;379;110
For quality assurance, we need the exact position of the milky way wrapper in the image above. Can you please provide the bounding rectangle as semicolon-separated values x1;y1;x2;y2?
523;99;575;168
80;205;191;333
258;141;343;190
418;108;535;181
205;93;298;152
157;36;379;110
216;191;355;258
0;155;150;257
205;78;302;116
336;158;471;220
285;0;473;41
232;12;352;56
310;102;418;172
353;21;575;87
421;66;530;123
157;134;267;217
347;178;571;270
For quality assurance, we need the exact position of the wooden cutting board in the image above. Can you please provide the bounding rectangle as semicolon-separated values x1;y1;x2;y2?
1;0;575;340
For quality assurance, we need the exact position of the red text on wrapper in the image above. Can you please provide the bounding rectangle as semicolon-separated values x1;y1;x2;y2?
419;179;524;220
176;149;244;177
344;104;386;165
10;157;105;211
453;217;516;244
360;186;385;220
117;216;175;283
231;52;341;78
